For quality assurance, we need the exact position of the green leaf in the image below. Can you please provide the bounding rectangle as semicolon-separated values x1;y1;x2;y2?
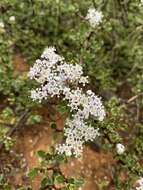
73;178;84;186
27;168;39;179
27;114;42;125
68;178;84;187
54;174;65;183
40;176;53;188
37;150;46;158
55;154;66;163
2;107;14;119
56;102;68;113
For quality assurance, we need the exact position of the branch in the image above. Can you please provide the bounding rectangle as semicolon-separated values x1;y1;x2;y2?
92;0;96;9
117;0;128;27
0;109;31;151
75;11;86;22
127;93;143;104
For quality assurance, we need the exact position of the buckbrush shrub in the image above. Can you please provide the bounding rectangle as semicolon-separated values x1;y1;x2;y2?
0;0;143;189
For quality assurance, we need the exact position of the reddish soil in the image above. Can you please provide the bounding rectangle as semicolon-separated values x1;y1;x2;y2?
12;115;115;190
12;54;30;76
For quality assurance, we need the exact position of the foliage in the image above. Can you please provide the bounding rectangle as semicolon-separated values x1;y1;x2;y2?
0;0;143;189
27;148;84;190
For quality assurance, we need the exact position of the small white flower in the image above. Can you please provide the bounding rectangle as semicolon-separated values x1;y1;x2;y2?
0;21;4;28
9;16;15;22
86;8;103;27
79;76;89;86
137;178;143;190
133;177;143;190
139;0;143;6
116;143;125;155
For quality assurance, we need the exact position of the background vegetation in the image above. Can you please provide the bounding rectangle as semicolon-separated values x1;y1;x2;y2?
0;0;143;189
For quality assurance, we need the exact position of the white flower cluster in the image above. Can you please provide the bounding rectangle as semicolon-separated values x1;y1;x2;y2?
29;47;105;157
29;47;88;102
57;115;100;157
135;178;143;190
86;8;103;27
64;89;105;121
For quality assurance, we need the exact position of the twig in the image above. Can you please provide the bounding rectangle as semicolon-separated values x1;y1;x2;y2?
92;0;96;8
117;0;129;27
136;99;140;122
0;109;31;151
100;0;108;9
54;128;63;133
83;31;94;50
79;30;95;65
75;11;86;22
127;93;143;104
